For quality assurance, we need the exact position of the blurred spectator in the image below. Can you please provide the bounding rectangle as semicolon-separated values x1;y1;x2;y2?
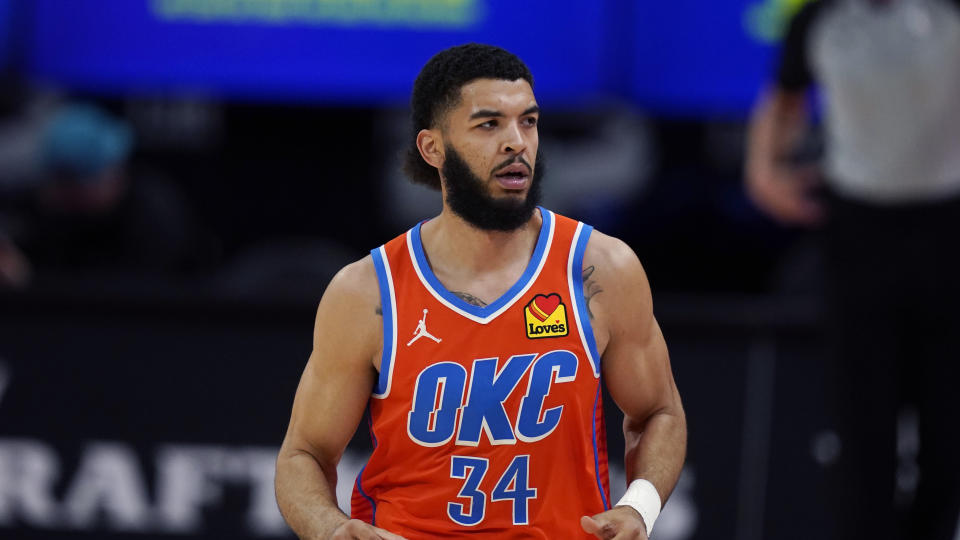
746;1;960;539
0;230;28;286
0;98;209;287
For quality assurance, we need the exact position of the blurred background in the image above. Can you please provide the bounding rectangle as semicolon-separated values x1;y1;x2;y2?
0;0;927;539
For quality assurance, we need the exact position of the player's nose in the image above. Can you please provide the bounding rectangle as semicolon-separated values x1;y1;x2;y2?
500;123;528;155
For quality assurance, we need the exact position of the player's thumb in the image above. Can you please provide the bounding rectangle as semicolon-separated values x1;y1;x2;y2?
581;515;612;538
373;527;408;540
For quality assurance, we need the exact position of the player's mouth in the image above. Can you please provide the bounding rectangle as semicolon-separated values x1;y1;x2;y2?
494;163;531;190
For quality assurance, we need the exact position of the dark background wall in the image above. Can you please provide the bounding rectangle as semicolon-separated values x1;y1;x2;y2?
0;1;861;539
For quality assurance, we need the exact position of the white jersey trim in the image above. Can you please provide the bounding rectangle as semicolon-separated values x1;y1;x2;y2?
406;209;556;325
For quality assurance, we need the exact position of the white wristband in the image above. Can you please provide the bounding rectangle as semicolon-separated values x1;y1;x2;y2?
615;479;661;537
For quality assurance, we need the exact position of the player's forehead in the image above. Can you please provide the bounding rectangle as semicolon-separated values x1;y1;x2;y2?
450;78;537;120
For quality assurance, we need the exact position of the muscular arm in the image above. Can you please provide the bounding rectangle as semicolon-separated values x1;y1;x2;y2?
586;233;686;502
578;233;685;539
275;257;385;539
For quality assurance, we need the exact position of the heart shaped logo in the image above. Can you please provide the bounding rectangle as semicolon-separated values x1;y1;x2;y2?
524;293;569;339
530;293;562;321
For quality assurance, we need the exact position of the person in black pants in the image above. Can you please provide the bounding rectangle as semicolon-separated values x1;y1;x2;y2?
746;0;960;538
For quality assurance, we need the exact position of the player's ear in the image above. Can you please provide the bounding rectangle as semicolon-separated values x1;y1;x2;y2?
417;129;444;170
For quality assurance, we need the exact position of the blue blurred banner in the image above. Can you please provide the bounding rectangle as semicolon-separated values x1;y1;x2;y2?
22;0;797;113
25;0;608;105
631;0;789;115
0;0;14;69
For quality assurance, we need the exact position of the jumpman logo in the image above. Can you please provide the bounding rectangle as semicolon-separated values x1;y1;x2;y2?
407;308;442;346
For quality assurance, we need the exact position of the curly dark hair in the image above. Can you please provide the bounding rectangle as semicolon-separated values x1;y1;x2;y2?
403;43;534;190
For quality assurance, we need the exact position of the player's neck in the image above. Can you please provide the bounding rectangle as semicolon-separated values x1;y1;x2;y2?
420;207;542;277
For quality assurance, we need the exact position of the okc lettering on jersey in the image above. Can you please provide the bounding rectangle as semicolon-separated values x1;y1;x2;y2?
407;350;579;447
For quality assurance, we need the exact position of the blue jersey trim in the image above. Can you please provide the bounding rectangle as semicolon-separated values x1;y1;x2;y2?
592;382;610;510
355;464;377;525
357;412;379;524
409;207;553;319
571;224;602;376
368;410;379;449
371;247;394;396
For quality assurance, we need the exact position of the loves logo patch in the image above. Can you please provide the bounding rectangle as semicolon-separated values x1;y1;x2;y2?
525;293;569;339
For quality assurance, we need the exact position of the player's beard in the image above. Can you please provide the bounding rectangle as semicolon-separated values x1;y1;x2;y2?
442;146;544;232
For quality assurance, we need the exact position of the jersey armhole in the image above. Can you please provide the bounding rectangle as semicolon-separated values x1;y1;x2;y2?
567;223;602;378
371;246;397;398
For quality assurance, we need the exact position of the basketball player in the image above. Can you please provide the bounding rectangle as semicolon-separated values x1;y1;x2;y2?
275;43;686;539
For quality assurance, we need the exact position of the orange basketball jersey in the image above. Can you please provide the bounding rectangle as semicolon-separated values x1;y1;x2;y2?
351;208;611;538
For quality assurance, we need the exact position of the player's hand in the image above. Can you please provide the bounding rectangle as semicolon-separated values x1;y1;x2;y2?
580;506;648;540
746;163;824;227
329;518;408;539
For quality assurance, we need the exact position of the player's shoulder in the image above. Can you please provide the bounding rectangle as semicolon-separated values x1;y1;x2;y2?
578;230;654;346
582;229;653;305
312;254;383;351
583;229;644;276
325;254;379;299
316;255;380;322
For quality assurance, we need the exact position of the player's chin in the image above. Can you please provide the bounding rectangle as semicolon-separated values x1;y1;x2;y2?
490;185;530;201
495;189;529;200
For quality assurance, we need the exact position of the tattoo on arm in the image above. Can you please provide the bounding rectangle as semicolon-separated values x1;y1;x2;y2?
582;265;603;319
453;292;489;307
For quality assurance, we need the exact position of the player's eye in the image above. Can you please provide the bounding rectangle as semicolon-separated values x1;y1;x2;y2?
478;120;498;129
523;116;538;127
